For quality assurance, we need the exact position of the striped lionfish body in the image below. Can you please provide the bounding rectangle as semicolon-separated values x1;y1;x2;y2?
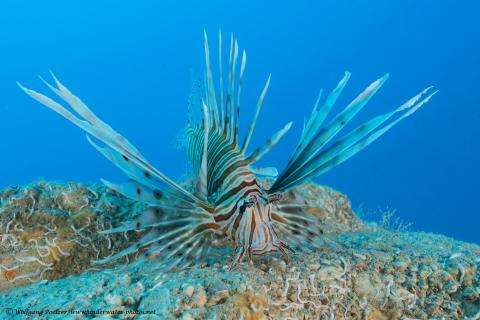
19;32;436;270
185;98;292;262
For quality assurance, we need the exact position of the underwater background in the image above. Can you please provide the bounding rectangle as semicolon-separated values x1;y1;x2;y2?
0;0;478;244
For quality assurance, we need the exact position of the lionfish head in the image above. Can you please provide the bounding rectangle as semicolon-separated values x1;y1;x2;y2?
235;192;294;263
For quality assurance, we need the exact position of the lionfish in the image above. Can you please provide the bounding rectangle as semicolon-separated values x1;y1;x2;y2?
18;32;436;270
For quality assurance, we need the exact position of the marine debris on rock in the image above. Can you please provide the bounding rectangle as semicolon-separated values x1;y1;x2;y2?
0;181;479;319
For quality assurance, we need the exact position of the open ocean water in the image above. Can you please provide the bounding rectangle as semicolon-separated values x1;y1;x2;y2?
0;1;478;243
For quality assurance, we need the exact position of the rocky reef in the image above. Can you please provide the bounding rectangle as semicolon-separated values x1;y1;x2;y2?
0;181;479;319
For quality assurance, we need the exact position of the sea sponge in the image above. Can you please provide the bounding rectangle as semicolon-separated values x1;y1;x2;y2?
0;181;142;293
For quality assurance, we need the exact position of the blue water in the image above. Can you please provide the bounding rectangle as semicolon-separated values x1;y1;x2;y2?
0;1;478;244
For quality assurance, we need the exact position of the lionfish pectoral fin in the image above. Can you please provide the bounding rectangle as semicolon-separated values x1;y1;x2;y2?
277;244;291;264
19;74;219;270
269;72;436;193
280;240;295;254
94;207;219;270
18;74;207;207
272;207;330;253
98;178;166;205
229;246;246;269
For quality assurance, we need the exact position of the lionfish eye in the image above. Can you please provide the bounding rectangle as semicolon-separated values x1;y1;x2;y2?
245;200;255;208
268;193;282;203
245;195;258;207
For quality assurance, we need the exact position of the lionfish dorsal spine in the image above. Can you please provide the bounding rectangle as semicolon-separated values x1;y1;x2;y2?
270;74;436;193
195;101;209;201
185;32;286;205
240;74;271;154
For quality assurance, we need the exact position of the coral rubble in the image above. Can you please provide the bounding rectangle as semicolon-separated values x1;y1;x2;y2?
0;181;479;319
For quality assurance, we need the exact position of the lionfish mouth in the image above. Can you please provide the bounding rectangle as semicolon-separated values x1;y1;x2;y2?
236;239;295;263
250;242;279;255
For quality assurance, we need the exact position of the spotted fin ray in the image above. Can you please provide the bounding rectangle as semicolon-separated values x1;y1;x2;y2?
18;74;222;269
94;206;218;270
18;74;208;207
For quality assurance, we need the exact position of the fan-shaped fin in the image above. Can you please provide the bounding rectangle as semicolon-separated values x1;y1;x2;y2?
270;73;436;193
18;75;208;208
93;214;219;270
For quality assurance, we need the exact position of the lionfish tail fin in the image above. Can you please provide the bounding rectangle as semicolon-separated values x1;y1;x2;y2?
270;73;436;193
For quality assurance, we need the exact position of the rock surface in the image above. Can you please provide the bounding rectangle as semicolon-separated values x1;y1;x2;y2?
0;181;479;319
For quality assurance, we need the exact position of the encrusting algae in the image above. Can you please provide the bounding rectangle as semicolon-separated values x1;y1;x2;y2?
1;180;479;319
0;181;142;293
